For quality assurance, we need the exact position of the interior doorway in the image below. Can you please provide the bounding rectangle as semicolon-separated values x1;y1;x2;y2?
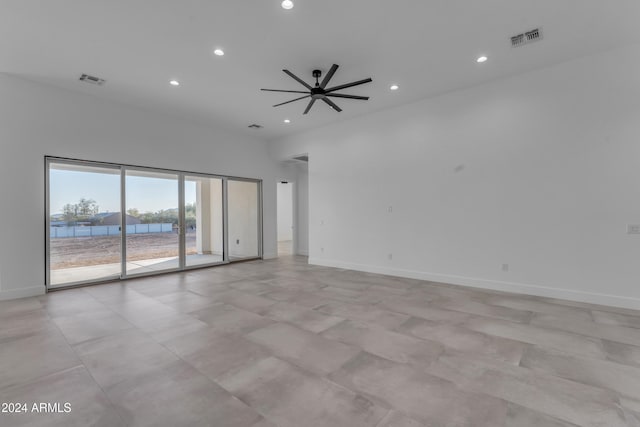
277;181;294;256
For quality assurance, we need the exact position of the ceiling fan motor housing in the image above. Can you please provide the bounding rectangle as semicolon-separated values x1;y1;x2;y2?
260;64;372;114
311;87;326;99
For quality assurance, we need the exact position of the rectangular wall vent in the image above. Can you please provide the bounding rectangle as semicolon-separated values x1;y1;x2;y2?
248;124;263;129
511;27;543;47
79;74;106;85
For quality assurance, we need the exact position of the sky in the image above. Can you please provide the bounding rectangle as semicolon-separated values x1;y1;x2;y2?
50;169;198;215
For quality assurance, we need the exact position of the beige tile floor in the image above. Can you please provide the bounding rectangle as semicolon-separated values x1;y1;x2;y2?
1;254;640;426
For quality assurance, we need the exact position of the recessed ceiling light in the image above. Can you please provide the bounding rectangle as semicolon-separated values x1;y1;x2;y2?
214;49;225;56
281;0;294;10
476;56;488;63
284;119;291;123
390;84;399;91
169;80;180;86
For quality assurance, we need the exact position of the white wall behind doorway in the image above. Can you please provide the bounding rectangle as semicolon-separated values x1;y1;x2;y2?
277;182;293;242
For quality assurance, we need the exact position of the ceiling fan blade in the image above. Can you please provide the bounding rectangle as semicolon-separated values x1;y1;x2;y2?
322;97;342;112
325;78;373;93
326;93;370;100
303;98;317;115
261;89;310;94
320;64;339;89
283;69;313;90
273;95;310;107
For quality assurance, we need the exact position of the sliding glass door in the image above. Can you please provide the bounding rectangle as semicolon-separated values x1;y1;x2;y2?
228;179;260;261
124;169;180;276
47;158;261;289
184;175;224;267
48;161;122;286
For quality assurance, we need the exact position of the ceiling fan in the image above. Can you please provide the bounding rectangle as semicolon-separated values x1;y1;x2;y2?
261;64;372;114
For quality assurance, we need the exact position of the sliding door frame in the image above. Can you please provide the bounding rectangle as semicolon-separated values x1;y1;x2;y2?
227;177;264;261
121;165;183;280
45;156;263;291
179;171;229;272
46;157;124;289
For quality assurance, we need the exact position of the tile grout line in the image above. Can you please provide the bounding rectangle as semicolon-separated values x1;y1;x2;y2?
42;301;130;427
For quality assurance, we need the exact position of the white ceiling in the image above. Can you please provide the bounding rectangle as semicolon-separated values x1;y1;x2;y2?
2;0;640;141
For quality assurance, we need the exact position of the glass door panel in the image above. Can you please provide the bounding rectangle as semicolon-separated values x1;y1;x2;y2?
125;169;180;275
48;161;121;287
228;180;260;260
184;176;224;267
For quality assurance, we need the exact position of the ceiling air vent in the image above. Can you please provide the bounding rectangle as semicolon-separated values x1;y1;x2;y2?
511;27;543;47
248;124;263;129
292;155;308;162
79;74;106;86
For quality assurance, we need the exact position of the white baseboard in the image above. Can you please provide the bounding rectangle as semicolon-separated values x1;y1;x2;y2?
0;286;46;301
296;250;309;256
309;257;640;311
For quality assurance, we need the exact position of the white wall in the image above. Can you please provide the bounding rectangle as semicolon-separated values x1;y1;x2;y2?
270;44;640;309
0;74;282;300
295;163;309;256
277;182;293;242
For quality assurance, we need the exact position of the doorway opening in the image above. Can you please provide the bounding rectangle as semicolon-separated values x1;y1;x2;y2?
277;181;294;256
